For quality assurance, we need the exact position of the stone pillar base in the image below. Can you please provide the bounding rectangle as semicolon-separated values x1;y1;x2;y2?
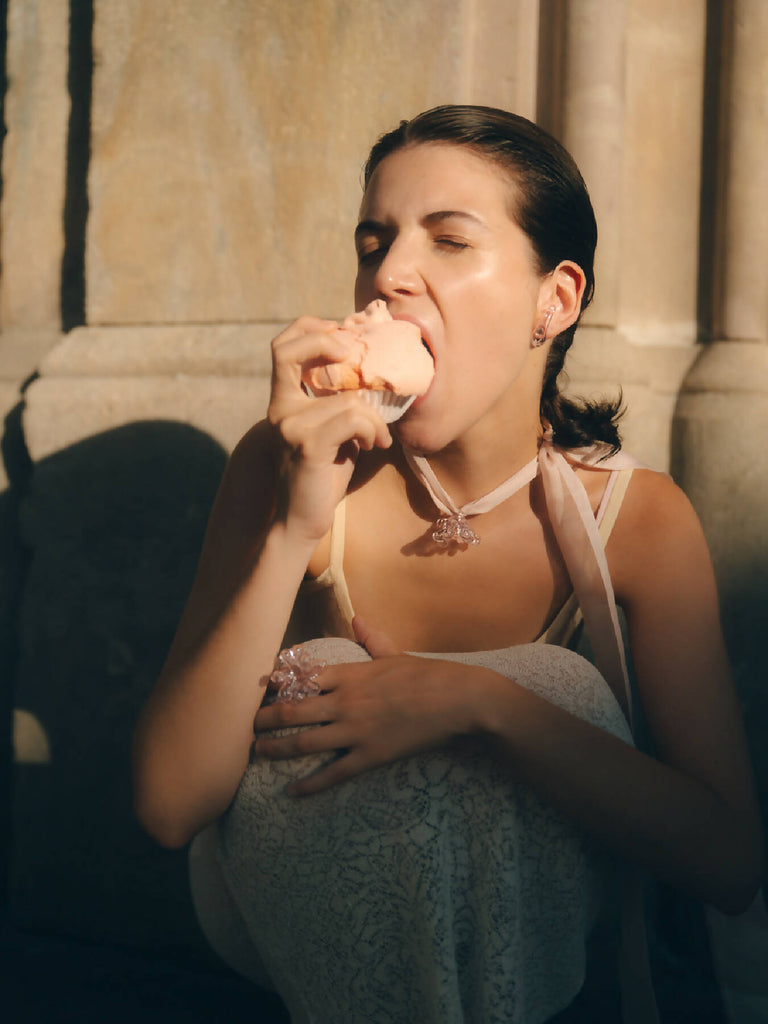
672;341;768;848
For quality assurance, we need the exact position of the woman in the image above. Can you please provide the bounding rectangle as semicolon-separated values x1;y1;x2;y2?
133;106;762;1022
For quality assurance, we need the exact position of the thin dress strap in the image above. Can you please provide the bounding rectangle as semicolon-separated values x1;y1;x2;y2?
327;497;355;628
539;439;643;728
597;470;632;533
540;469;634;649
541;444;659;1024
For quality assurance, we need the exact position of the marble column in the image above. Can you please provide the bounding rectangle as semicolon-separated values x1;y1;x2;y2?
462;0;539;116
672;0;768;765
558;0;706;470
0;0;70;415
0;0;68;336
685;7;768;1004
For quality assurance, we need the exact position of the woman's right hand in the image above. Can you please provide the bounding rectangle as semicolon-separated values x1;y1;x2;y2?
267;316;392;544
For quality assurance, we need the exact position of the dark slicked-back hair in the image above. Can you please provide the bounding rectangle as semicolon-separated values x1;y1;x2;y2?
363;105;622;451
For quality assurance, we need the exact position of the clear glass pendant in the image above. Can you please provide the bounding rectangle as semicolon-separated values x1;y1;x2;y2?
432;512;481;547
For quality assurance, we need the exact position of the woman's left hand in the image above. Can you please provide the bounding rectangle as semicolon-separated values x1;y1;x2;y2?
252;617;495;796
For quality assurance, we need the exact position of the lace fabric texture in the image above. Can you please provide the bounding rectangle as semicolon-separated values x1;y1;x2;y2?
216;638;632;1024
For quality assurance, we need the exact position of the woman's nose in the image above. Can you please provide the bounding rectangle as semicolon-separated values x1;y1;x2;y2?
373;240;423;298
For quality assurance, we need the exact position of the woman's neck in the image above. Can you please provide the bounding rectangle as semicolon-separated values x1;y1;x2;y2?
416;420;542;507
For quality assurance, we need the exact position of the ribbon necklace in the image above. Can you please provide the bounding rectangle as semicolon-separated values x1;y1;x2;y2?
403;448;539;547
403;431;645;729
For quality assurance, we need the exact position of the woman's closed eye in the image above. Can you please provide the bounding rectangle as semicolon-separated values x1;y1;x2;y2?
433;236;470;253
357;244;389;267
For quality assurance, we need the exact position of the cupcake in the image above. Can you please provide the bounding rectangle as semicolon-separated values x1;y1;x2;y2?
303;300;434;423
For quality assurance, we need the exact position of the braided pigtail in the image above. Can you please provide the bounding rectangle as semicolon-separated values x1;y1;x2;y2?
541;328;623;454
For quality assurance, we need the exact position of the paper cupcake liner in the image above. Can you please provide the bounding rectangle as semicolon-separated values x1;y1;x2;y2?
356;390;417;423
304;386;417;423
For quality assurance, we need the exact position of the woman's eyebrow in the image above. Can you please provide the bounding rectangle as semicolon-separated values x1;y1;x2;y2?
355;210;488;239
354;219;388;241
422;210;488;230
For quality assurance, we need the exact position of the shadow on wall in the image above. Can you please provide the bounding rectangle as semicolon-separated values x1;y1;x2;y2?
7;420;228;953
669;399;768;866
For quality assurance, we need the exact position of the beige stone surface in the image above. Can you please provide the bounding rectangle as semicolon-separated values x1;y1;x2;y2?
87;0;466;325
617;0;705;345
24;374;269;461
565;326;698;470
0;329;62;384
0;379;22;413
562;0;628;328
0;0;69;330
547;1;707;349
567;327;698;389
12;708;51;765
40;324;279;379
679;340;768;395
462;0;539;115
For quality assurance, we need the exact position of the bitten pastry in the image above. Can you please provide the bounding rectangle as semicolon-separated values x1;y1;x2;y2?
304;300;434;421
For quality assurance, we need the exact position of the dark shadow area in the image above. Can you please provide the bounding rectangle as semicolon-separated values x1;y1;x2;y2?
0;917;289;1024
535;0;567;139
61;0;93;331
8;421;225;948
2;419;287;1021
646;885;729;1024
0;378;37;913
715;562;768;854
696;0;730;343
670;351;768;878
550;885;727;1024
576;630;728;1023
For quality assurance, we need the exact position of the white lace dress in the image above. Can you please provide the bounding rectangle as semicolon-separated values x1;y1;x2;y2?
209;637;632;1024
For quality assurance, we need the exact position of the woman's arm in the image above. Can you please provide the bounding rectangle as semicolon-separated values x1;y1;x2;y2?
132;424;314;849
468;471;761;911
496;471;763;911
132;318;391;848
254;473;763;913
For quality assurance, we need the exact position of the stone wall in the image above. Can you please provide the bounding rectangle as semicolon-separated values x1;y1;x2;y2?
0;0;765;991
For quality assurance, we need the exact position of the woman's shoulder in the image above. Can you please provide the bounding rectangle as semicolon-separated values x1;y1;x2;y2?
620;467;699;535
608;467;714;602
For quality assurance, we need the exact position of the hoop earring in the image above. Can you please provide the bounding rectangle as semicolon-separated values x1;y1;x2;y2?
532;306;556;348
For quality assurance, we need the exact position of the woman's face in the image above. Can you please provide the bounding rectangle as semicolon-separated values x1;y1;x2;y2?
354;142;549;453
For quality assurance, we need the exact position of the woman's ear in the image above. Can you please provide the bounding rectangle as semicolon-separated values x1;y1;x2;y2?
536;261;586;336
